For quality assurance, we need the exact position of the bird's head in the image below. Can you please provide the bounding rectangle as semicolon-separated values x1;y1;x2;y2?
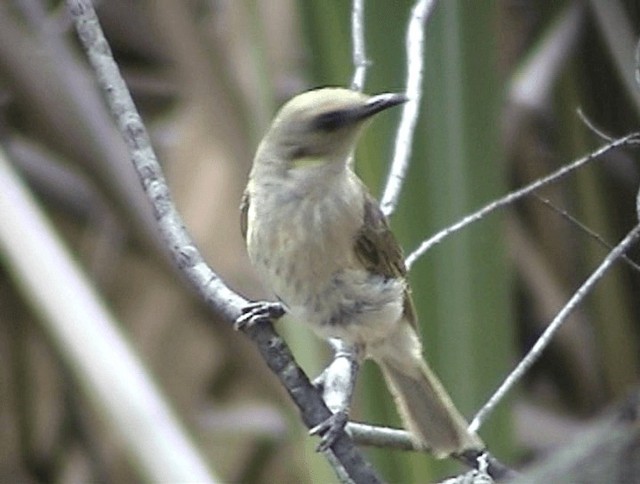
254;88;407;174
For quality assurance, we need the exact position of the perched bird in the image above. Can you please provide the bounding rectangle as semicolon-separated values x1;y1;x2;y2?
240;87;483;458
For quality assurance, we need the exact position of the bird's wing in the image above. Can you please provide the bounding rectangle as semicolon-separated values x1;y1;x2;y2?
240;190;250;241
353;192;418;329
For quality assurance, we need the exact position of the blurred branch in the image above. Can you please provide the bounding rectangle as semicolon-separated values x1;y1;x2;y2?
0;2;164;258
380;0;439;217
470;223;640;433
0;146;217;483
508;3;584;112
587;0;640;115
65;1;383;482
5;135;102;218
405;132;640;269
512;388;640;482
505;2;584;144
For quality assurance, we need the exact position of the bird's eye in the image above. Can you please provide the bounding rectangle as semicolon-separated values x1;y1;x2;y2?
289;146;312;159
313;109;351;132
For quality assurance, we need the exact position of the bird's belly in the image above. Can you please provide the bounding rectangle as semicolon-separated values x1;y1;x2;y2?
297;272;406;346
248;190;405;345
270;256;406;346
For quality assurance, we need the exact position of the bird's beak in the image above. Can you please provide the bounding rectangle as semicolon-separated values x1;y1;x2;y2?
312;92;408;132
356;92;408;120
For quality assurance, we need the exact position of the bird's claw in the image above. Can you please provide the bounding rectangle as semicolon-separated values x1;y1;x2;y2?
310;410;349;452
234;301;286;330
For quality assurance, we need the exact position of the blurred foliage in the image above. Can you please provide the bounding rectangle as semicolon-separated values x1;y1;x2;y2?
0;0;639;483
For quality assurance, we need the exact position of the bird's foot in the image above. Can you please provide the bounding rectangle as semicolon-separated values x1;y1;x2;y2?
234;301;286;330
309;410;349;452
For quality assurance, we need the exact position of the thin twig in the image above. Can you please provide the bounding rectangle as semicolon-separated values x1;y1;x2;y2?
535;195;640;274
469;224;640;433
350;0;368;92
636;36;640;89
577;107;614;142
347;423;518;480
405;133;640;269
65;2;382;483
380;0;439;216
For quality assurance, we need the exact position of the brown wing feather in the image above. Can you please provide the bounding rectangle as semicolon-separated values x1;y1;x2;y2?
353;192;418;329
240;190;250;241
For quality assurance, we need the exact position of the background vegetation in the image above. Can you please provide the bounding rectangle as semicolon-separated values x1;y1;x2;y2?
0;0;639;482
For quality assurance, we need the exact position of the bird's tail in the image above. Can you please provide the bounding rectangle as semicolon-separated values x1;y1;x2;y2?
369;323;484;458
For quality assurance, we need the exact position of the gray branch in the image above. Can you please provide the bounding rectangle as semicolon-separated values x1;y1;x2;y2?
65;1;382;483
470;223;640;433
406;132;640;269
350;0;368;92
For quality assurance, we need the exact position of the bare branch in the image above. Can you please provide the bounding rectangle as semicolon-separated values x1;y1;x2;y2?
469;224;640;433
380;0;439;216
350;0;368;92
405;133;640;269
576;108;614;142
64;1;383;482
0;0;164;257
535;195;640;274
347;423;517;481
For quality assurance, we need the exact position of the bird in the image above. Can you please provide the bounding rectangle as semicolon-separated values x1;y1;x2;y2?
239;87;483;458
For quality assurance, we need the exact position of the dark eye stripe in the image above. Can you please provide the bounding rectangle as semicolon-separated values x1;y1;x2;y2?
289;146;312;159
313;109;352;132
